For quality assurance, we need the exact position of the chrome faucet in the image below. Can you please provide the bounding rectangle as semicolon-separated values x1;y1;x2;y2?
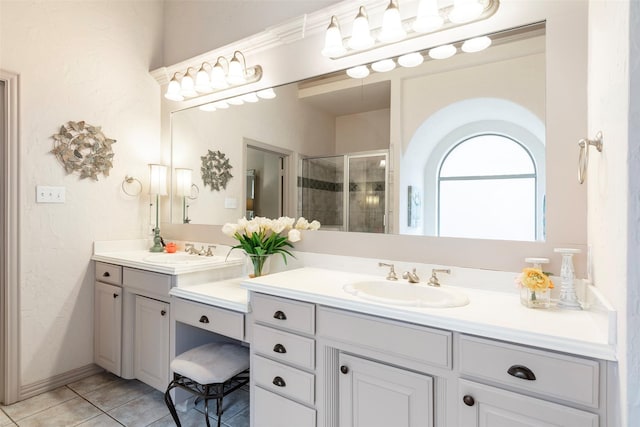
378;262;398;281
402;268;420;283
428;268;450;287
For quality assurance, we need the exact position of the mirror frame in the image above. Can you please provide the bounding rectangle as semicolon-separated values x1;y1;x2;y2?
158;0;588;275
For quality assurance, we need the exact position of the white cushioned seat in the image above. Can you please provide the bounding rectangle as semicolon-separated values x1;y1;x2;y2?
170;342;249;385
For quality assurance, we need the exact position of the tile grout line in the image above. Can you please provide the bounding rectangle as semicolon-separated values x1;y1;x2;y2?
67;386;125;427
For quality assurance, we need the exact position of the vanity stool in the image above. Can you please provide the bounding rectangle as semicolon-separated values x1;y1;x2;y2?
164;342;250;427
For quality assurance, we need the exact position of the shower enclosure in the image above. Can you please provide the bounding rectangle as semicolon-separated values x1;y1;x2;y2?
299;150;388;233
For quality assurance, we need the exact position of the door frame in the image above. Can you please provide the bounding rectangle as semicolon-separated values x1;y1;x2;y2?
1;69;20;404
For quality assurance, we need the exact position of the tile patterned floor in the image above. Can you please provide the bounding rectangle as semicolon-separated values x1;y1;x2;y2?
0;372;250;427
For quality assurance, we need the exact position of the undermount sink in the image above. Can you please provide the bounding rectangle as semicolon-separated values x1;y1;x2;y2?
343;280;469;308
142;253;227;265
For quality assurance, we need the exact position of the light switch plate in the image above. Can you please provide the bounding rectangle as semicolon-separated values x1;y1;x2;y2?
36;185;66;203
224;197;237;209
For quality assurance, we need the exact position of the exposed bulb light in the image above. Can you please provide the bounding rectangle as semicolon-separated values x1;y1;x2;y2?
180;69;197;97
164;74;184;101
194;64;211;93
322;16;346;57
378;0;406;43
371;58;396;73
256;88;276;99
242;92;259;103
461;35;492;52
413;0;443;33
398;52;424;67
346;65;370;79
210;57;229;89
227;51;247;85
428;44;457;59
449;0;484;23
199;103;216;112
348;6;374;50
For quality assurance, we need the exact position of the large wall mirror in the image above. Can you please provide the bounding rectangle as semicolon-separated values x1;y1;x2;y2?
170;22;545;242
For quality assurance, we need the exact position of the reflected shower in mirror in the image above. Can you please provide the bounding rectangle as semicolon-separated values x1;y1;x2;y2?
170;23;545;241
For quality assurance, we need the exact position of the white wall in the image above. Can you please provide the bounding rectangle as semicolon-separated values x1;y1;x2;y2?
335;109;390;153
588;1;639;425
0;0;163;393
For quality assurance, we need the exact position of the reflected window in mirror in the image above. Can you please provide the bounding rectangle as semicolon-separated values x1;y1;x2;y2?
438;134;540;241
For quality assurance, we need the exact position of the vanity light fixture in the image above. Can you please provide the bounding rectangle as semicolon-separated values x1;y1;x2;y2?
242;92;259;103
149;164;168;252
397;52;424;67
227;96;245;106
164;50;262;101
461;35;492;52
198;87;277;112
346;65;370;79
428;43;457;59
199;103;217;112
256;88;276;99
321;0;496;59
371;58;396;73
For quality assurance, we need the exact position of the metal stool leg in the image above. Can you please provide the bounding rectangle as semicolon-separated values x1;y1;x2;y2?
163;380;182;427
203;385;212;427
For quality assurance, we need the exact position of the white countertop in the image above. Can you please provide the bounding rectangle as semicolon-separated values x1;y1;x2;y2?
241;267;616;361
169;279;249;313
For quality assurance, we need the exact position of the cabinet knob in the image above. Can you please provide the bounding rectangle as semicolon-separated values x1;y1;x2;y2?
102;272;110;277
272;376;286;387
273;343;287;354
199;315;210;324
507;364;536;381
340;365;349;374
273;310;287;320
161;310;166;316
113;293;119;299
463;395;475;406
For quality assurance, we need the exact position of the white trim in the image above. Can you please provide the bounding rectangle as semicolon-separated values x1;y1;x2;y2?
19;364;103;401
0;69;20;404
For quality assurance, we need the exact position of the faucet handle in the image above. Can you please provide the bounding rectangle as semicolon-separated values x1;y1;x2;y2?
428;268;450;287
378;262;398;281
206;245;216;257
185;243;194;252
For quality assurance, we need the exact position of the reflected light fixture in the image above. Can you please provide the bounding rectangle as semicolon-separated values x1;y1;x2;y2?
242;92;259;103
371;58;396;73
322;16;346;57
227;96;245;106
378;0;406;43
346;65;370;79
257;88;276;99
413;0;443;33
164;51;262;101
348;6;374;50
149;164;168;252
449;0;484;23
429;44;457;59
398;52;424;67
198;88;276;113
175;168;193;224
461;35;492;52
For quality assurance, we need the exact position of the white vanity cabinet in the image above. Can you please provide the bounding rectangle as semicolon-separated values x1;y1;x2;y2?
134;295;170;391
457;335;602;427
250;293;317;427
94;262;123;375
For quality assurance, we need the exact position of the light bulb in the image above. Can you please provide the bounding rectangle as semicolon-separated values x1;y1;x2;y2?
199;103;216;112
164;75;184;101
322;16;346;57
461;36;492;52
398;52;424;67
413;0;443;33
257;88;276;99
194;65;211;93
449;0;483;23
180;72;197;97
346;65;370;79
210;60;229;89
428;44;456;59
371;59;396;73
242;92;259;103
213;100;229;109
348;6;374;50
227;96;244;106
227;53;246;85
378;0;406;43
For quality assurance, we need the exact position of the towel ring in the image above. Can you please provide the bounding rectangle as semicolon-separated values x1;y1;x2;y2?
577;131;603;184
122;175;143;196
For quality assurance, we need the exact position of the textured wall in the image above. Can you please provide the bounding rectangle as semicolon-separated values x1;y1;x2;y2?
0;1;163;388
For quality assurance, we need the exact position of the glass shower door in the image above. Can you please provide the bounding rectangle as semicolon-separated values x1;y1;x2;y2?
347;152;388;233
300;155;344;231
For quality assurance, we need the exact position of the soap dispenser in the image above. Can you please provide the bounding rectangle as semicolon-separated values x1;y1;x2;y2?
554;248;582;310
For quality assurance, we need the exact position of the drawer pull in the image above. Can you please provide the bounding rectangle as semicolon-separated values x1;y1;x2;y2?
463;395;475;406
340;365;349;374
273;310;287;320
272;376;286;387
113;293;119;299
507;364;536;381
273;343;287;354
102;272;111;277
199;315;210;324
161;310;167;316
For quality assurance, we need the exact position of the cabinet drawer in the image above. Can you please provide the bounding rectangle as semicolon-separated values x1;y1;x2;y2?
251;293;315;335
459;335;600;408
253;324;315;370
173;297;244;341
317;306;452;370
254;355;315;405
95;262;122;285
254;386;316;427
123;267;171;299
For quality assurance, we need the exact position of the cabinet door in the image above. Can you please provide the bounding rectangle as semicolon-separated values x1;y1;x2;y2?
134;295;169;391
458;379;599;427
94;281;122;375
339;353;433;427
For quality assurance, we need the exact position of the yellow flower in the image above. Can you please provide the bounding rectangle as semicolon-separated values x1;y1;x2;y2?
518;268;554;291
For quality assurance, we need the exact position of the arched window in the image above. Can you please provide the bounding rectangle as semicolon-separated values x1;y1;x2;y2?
437;134;538;241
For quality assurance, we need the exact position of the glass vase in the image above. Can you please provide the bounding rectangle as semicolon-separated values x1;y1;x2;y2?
245;253;271;278
520;287;551;309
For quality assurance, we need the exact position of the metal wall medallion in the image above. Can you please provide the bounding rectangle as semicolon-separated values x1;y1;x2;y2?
51;121;116;180
201;149;233;191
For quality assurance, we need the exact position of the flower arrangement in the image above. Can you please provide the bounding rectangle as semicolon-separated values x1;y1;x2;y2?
516;267;554;308
222;216;320;277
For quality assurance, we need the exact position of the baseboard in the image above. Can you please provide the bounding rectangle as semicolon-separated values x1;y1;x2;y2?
19;364;104;401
